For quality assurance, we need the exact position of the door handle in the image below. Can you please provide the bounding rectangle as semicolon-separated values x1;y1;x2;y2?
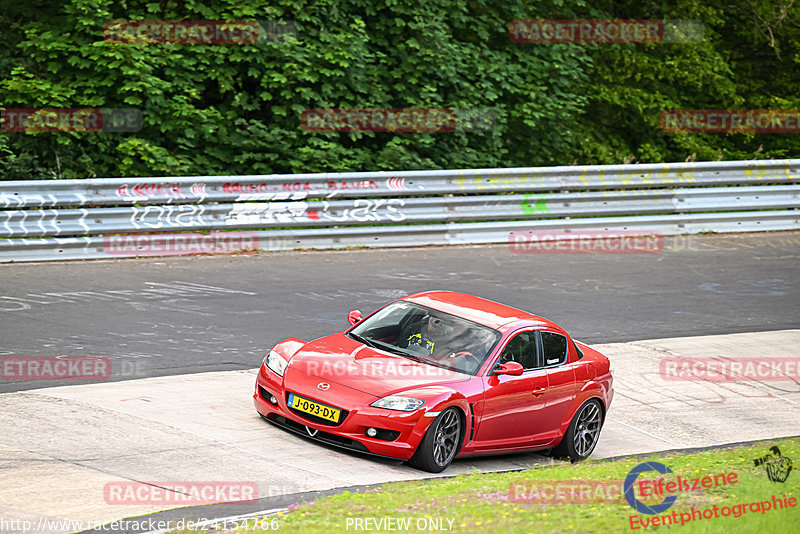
532;387;546;396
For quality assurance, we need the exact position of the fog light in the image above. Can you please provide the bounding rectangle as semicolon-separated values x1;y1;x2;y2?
366;427;378;438
269;395;278;405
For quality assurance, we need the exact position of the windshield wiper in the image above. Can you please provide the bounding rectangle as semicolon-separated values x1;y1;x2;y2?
348;332;379;349
397;352;423;363
371;339;416;358
348;332;421;359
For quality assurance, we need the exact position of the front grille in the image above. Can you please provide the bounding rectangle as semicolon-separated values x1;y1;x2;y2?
266;414;370;454
286;391;349;426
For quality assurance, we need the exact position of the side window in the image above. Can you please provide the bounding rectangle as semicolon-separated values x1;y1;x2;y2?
540;332;568;366
573;339;584;360
497;332;539;370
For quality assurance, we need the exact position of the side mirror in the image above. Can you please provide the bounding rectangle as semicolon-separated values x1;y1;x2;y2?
347;310;363;326
493;361;524;376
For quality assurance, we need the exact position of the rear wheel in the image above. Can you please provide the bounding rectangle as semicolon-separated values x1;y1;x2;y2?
553;399;604;461
409;408;462;473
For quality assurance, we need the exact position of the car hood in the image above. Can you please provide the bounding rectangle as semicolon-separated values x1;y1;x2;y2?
285;333;469;396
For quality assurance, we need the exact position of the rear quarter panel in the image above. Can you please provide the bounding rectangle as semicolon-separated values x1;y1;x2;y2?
557;342;614;436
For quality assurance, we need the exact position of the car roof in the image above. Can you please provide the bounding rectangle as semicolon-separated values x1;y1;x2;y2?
400;291;557;331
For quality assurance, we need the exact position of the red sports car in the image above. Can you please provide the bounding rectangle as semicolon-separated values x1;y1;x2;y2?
253;291;614;472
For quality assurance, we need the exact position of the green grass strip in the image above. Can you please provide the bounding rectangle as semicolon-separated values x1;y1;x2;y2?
247;438;799;533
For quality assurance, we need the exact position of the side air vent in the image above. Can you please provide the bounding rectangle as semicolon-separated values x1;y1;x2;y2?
469;403;476;442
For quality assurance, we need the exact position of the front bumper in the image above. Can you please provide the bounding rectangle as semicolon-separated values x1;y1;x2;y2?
253;365;432;460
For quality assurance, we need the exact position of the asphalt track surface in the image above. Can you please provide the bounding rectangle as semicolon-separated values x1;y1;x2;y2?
2;232;799;393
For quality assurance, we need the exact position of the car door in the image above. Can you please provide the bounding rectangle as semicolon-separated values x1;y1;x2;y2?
536;330;578;441
473;330;550;450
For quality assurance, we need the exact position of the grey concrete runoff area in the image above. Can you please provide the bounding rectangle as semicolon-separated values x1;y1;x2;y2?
0;231;799;533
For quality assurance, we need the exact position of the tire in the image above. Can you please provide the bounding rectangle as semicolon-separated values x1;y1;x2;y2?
408;408;463;473
553;399;604;462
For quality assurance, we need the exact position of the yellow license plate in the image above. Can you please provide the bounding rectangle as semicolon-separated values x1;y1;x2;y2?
288;393;341;423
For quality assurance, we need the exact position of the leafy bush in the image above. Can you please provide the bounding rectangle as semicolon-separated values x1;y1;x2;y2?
1;0;798;179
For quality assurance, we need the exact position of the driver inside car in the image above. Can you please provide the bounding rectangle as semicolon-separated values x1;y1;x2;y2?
405;314;447;355
402;314;484;373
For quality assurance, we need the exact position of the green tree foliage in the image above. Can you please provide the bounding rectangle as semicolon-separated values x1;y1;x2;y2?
577;0;800;163
0;0;798;179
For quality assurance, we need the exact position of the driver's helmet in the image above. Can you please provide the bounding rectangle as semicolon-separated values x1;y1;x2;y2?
425;315;447;335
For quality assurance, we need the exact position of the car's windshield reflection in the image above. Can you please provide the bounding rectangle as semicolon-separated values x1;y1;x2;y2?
348;301;501;375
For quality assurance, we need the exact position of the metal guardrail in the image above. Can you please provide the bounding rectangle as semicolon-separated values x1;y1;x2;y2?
1;159;798;207
1;159;798;262
2;186;798;238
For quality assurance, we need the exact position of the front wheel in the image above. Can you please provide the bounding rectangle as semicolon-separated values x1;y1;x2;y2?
408;408;462;473
553;399;604;461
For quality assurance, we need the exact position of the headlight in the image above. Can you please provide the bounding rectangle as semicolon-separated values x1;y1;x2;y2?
265;350;289;376
371;396;425;411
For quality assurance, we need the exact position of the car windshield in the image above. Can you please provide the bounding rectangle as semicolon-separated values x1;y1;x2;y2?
348;301;501;375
